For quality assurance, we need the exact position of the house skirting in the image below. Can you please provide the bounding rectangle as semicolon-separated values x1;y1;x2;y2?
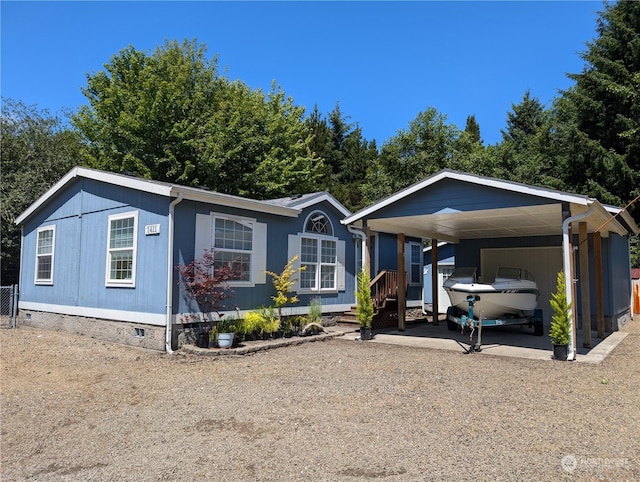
18;310;166;351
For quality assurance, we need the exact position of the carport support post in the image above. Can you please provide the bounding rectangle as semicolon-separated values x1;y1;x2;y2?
579;222;592;348
431;239;439;324
397;233;406;331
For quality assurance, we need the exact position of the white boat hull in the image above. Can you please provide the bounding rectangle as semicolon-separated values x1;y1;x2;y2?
443;267;539;320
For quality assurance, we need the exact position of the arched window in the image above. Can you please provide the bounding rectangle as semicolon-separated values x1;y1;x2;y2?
299;211;337;291
304;211;333;236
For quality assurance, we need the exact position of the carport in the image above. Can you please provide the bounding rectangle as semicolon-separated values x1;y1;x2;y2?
342;170;638;360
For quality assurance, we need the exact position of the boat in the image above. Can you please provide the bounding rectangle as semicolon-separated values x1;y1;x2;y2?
443;267;539;320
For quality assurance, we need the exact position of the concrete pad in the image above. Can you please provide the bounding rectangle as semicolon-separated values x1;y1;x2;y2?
335;321;628;363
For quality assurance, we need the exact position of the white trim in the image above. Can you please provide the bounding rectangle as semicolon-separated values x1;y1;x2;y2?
176;186;299;217
304;210;335;236
18;301;166;326
105;210;138;288
16;166;300;226
343;169;594;225
34;225;55;285
211;212;257;286
291;192;351;217
298;233;338;292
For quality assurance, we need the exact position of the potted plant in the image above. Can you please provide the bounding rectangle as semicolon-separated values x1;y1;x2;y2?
258;306;280;339
243;311;264;341
215;315;237;349
549;271;571;361
355;268;374;340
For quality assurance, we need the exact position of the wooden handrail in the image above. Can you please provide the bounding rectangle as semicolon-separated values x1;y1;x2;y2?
369;270;399;309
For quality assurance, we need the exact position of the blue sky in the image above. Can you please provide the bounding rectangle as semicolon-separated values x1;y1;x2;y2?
2;1;602;146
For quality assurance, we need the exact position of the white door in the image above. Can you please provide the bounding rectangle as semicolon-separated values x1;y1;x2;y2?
438;265;455;313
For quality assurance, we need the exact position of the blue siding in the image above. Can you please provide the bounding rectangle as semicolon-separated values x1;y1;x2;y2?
608;234;632;318
376;233;398;270
369;232;423;301
373;179;558;219
172;198;356;316
20;178;171;315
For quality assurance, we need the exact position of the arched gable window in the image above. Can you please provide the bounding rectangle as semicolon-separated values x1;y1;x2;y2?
304;211;333;236
297;211;340;291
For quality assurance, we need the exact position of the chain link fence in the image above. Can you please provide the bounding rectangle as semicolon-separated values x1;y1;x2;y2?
1;285;19;328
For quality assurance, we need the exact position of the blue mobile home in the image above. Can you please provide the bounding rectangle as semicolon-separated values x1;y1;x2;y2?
16;167;355;351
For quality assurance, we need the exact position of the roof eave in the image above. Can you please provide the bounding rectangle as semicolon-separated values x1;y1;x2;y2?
342;169;593;225
173;187;300;217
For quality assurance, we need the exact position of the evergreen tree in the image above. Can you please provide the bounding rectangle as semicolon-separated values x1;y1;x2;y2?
556;1;640;222
464;114;482;145
501;90;547;153
362;107;458;203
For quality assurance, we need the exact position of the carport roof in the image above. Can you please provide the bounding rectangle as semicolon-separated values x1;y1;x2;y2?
342;170;638;242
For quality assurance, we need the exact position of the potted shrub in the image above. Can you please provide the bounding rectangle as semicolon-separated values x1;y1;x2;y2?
258;306;280;339
215;316;237;349
355;268;374;340
549;271;571;361
243;311;264;341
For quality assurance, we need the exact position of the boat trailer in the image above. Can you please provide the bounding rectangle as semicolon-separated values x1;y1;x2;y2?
446;295;544;354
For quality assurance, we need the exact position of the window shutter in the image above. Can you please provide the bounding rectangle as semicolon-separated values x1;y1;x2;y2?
253;222;267;284
194;213;212;258
287;234;300;292
337;239;346;291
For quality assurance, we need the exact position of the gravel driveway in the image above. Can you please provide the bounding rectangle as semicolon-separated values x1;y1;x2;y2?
1;317;639;481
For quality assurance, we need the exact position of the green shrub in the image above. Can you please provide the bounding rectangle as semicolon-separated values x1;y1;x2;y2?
243;311;265;334
307;298;323;325
355;268;374;328
549;271;571;346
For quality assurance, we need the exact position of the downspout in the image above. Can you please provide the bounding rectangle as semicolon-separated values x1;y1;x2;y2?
347;225;367;273
562;201;596;361
166;192;184;354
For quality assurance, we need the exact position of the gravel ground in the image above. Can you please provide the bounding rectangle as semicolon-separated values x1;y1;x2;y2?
1;317;639;481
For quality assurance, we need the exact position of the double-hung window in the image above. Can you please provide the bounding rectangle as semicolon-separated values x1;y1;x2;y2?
35;225;55;285
299;212;338;291
408;242;423;285
213;216;253;283
106;211;138;287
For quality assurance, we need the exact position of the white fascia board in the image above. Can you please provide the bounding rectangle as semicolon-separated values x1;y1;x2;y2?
291;192;352;217
15;167;173;225
16;167;80;225
78;167;173;196
603;204;639;234
342;169;593;225
15;166;300;225
342;170;450;224
176;187;300;217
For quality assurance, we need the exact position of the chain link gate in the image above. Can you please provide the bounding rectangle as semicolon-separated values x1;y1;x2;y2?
0;285;19;328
